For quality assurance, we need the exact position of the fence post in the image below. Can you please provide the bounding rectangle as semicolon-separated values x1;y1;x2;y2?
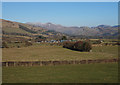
14;62;16;66
40;61;42;66
6;62;8;67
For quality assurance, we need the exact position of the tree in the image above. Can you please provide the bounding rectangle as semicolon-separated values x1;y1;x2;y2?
38;35;46;39
61;36;67;40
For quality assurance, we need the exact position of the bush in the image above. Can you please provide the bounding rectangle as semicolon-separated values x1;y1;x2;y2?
82;41;92;52
25;41;32;47
38;36;46;39
63;41;92;52
116;42;120;45
63;41;75;49
61;36;67;40
74;41;84;51
2;41;9;48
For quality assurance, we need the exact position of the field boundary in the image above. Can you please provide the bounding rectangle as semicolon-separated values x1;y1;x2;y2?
2;58;118;67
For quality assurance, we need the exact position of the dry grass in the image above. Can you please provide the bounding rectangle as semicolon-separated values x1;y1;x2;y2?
2;44;118;62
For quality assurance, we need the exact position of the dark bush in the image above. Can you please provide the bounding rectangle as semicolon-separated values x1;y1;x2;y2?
82;41;92;52
74;41;84;51
38;35;46;39
17;46;20;48
2;41;9;48
61;36;67;40
25;41;32;47
116;42;120;45
63;41;75;49
63;41;92;52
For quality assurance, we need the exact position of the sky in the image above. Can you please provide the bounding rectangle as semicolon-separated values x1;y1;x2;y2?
2;0;120;2
2;2;118;27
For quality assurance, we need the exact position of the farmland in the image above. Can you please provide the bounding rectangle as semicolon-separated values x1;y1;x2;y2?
2;63;118;83
2;19;119;83
2;42;118;83
2;44;118;62
2;40;118;83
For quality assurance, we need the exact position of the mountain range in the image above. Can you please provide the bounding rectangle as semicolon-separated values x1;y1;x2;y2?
1;19;119;39
26;22;119;38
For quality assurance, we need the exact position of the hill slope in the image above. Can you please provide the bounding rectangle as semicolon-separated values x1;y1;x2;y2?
2;19;66;40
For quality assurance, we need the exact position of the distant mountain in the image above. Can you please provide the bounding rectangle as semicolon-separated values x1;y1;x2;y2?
97;25;111;28
26;22;98;36
2;19;118;39
112;25;120;28
27;22;119;38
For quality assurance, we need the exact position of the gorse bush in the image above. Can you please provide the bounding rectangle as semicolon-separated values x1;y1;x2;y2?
63;41;92;52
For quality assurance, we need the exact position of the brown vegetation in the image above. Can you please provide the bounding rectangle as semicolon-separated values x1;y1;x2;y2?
63;41;92;52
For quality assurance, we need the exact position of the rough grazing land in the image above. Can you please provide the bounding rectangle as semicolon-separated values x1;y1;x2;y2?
2;63;118;83
2;45;118;62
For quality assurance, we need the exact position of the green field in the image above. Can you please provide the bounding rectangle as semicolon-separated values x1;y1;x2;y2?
2;63;118;83
2;44;118;61
2;43;118;83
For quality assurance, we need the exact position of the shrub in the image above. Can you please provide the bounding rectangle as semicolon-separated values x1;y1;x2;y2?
17;46;20;48
116;42;120;45
63;41;75;49
74;41;84;51
82;41;92;52
25;41;32;47
61;36;67;40
38;36;46;39
63;41;92;52
2;41;9;48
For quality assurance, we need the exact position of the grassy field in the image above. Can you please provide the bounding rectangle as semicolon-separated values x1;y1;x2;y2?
2;63;118;83
2;44;118;61
2;42;118;83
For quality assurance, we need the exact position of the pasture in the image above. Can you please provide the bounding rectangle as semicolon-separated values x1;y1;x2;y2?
2;63;118;83
2;43;118;83
2;44;118;62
